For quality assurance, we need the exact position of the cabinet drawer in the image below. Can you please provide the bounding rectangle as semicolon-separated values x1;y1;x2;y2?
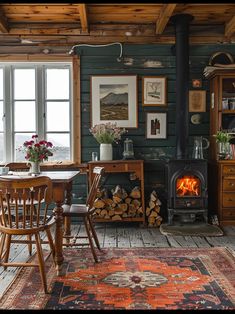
222;165;235;175
101;163;127;172
223;179;235;191
223;209;235;219
222;193;235;207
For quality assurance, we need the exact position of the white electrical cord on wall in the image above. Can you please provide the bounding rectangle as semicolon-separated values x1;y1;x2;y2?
68;42;123;62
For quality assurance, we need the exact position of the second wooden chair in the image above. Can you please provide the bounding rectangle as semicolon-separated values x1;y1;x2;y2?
62;166;105;262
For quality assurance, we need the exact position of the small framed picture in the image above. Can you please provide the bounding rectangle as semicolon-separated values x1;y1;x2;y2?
142;76;167;106
192;79;202;88
189;90;206;112
146;112;167;139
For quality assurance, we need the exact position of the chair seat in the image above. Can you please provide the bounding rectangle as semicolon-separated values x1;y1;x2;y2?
62;204;93;217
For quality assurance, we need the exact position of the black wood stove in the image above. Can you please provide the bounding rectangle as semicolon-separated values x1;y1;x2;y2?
166;159;208;224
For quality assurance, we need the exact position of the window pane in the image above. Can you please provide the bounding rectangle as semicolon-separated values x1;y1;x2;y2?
0;101;3;131
14;101;36;131
14;69;35;99
46;101;70;132
0;69;3;99
0;133;3;162
46;133;70;161
14;133;33;161
46;68;69;100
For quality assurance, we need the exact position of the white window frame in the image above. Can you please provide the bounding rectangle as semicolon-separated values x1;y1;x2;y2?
0;56;80;166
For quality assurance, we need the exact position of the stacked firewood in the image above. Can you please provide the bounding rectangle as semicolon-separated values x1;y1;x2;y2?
145;190;163;227
93;185;143;220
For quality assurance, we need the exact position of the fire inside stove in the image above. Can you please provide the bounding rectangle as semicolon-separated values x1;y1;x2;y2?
176;175;200;197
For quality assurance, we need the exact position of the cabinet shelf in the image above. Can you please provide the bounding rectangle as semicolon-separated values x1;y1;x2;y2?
221;110;235;114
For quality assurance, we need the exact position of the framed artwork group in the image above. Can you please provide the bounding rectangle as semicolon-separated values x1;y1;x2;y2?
90;74;168;139
90;74;205;139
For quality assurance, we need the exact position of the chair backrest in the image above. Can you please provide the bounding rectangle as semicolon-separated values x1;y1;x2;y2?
86;166;105;210
5;162;30;172
0;176;53;231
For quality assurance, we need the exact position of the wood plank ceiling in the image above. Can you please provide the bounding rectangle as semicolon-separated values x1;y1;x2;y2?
0;3;235;55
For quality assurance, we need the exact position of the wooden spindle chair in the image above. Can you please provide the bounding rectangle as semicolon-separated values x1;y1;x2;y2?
5;162;36;255
0;176;56;294
62;166;105;262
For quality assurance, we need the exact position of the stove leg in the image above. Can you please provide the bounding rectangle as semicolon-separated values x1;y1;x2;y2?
203;210;208;224
168;209;174;225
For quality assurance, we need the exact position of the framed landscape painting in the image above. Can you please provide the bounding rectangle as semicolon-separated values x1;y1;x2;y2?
142;76;167;106
146;112;167;139
90;75;138;128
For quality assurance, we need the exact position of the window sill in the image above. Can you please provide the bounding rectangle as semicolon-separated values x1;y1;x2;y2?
40;162;88;172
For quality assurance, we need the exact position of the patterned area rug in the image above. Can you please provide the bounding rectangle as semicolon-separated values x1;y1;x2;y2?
0;247;234;310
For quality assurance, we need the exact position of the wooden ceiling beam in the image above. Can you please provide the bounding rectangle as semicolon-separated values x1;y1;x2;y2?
79;4;89;33
225;16;235;38
0;11;9;33
156;4;176;35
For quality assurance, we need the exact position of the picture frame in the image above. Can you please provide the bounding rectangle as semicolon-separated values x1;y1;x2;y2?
142;76;167;106
189;90;206;112
146;112;167;139
90;75;138;128
192;78;202;88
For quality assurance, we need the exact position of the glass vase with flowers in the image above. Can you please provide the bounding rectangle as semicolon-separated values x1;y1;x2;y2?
89;122;127;160
213;130;232;160
18;134;54;174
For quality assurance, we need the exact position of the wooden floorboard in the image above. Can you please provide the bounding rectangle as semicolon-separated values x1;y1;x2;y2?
0;222;235;298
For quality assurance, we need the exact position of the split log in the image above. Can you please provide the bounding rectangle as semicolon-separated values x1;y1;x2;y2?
93;199;105;209
112;214;122;221
129;186;141;199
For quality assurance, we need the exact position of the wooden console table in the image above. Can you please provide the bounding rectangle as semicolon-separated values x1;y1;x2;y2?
88;160;145;224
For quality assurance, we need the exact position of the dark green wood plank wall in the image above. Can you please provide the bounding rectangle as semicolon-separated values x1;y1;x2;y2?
74;43;235;216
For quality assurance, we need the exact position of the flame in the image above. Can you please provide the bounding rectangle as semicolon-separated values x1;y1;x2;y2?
176;176;200;197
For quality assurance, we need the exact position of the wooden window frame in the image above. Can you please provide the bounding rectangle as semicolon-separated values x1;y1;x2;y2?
0;54;81;169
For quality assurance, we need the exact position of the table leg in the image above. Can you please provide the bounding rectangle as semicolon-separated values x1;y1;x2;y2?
53;183;65;275
64;181;72;240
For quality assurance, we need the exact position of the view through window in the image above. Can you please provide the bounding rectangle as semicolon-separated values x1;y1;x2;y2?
0;62;72;163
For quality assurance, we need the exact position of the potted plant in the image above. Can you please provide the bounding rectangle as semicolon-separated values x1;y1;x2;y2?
89;122;126;160
213;130;232;159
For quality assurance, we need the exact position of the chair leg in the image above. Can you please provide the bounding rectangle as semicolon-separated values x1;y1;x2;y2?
35;233;48;294
0;233;6;258
88;215;101;250
84;217;98;263
3;234;11;270
27;235;32;255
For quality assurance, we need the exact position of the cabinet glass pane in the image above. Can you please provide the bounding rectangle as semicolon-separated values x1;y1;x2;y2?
14;101;36;131
0;69;3;99
46;101;69;131
222;78;235;110
46;69;69;100
0;101;3;131
14;69;35;99
0;133;3;162
46;133;70;160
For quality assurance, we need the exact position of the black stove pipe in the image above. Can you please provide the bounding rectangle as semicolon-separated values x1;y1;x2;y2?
171;14;193;159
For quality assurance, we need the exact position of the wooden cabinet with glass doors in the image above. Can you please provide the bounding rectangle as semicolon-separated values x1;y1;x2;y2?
208;70;235;225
